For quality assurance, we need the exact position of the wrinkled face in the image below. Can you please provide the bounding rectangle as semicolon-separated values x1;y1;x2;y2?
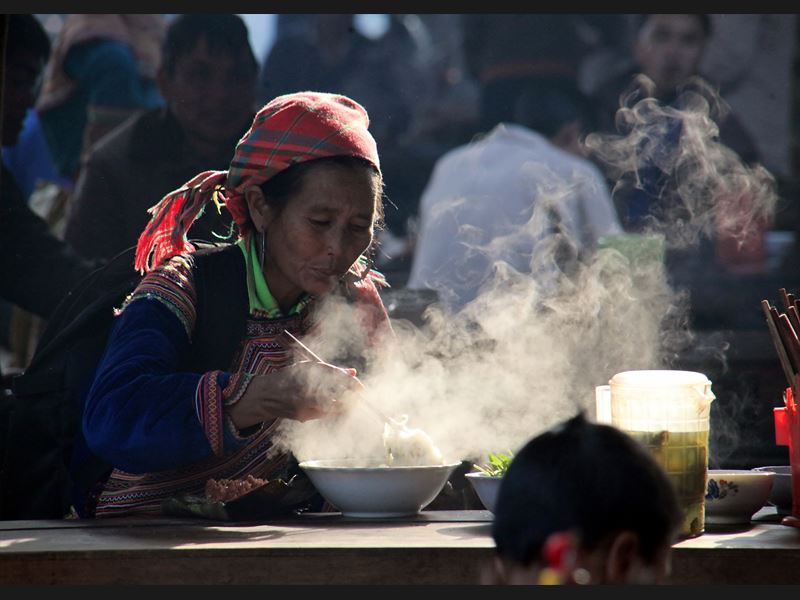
253;163;379;309
158;36;256;146
2;50;44;146
633;14;707;94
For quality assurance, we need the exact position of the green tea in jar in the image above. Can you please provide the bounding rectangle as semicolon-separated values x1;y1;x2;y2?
626;429;709;538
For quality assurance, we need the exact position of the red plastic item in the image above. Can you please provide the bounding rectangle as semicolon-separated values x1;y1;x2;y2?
774;386;800;521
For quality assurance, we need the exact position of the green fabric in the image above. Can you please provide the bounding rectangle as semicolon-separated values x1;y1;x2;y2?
236;237;310;318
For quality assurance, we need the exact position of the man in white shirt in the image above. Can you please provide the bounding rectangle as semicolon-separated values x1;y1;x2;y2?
407;81;621;311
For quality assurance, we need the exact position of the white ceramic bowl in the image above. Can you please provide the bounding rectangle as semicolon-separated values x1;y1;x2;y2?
465;472;502;513
752;466;793;513
705;469;774;525
299;459;460;518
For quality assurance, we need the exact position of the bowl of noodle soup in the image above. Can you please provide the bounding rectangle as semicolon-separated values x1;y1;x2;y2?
299;458;461;517
299;420;459;517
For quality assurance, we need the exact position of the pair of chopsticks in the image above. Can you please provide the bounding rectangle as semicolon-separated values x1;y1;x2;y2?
281;330;408;431
761;288;800;400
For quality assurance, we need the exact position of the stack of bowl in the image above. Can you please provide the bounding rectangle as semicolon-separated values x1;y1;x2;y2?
752;465;793;514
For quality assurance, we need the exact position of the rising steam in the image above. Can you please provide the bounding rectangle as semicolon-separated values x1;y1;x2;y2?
273;74;778;466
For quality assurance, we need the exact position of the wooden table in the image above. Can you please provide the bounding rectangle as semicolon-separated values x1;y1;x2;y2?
1;509;799;584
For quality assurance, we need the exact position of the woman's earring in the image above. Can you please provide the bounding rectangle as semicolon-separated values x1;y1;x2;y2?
259;231;266;267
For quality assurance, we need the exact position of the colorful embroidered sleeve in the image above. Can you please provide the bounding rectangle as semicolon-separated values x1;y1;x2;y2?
82;287;251;474
119;254;198;338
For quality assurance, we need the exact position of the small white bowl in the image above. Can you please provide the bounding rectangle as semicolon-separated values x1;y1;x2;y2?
752;466;793;513
299;459;460;518
705;469;774;526
465;472;502;513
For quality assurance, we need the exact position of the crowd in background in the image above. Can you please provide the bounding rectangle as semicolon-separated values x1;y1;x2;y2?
2;13;799;373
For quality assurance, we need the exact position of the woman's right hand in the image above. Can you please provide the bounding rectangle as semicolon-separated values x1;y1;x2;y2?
225;360;364;429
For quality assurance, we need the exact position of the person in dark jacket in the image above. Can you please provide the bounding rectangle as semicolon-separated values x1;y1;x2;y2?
1;15;98;326
588;14;762;232
63;14;257;261
0;14;103;521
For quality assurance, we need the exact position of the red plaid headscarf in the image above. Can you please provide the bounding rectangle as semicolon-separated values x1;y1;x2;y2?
134;91;381;273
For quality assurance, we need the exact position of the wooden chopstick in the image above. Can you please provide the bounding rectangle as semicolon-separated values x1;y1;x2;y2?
762;300;797;394
777;312;800;373
787;305;800;340
781;288;792;310
281;330;407;431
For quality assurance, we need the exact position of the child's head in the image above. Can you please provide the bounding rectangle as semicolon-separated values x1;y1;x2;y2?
489;412;682;585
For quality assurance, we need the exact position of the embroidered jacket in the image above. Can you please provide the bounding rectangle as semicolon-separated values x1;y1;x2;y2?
83;249;390;517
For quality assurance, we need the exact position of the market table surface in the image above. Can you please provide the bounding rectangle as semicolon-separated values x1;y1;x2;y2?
1;508;798;584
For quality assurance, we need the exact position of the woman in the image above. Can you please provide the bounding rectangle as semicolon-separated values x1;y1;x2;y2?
79;92;392;517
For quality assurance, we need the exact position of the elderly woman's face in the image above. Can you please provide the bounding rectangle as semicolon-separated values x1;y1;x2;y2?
259;164;379;308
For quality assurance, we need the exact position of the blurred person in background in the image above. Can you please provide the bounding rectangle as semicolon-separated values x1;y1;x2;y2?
0;14;99;351
258;14;430;152
461;14;595;134
1;15;102;520
2;109;71;200
407;79;621;311
700;15;795;181
35;14;166;185
588;14;769;275
590;14;759;170
63;14;257;262
484;413;682;584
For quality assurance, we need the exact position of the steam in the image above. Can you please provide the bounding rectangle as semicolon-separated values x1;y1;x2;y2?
273;74;778;466
585;75;776;250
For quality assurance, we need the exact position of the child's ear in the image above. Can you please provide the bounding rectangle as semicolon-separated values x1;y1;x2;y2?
604;529;640;583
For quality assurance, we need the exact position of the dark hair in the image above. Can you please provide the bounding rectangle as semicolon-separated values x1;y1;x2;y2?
492;412;682;567
512;79;597;138
161;14;256;76
259;155;385;228
634;14;712;38
5;14;51;60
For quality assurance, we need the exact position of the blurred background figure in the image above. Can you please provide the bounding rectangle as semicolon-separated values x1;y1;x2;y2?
407;79;621;310
586;14;770;275
35;14;166;185
0;14;100;381
700;15;796;181
259;14;372;105
1;110;71;201
258;14;430;150
589;14;761;183
461;14;598;134
63;14;257;261
592;14;759;161
484;413;682;585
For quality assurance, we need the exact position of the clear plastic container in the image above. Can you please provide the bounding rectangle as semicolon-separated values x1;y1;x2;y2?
596;370;715;538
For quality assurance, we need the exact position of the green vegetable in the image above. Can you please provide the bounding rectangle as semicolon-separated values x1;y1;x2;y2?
474;450;514;477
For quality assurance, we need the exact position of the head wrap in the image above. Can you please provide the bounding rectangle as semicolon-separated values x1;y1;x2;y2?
134;91;381;273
